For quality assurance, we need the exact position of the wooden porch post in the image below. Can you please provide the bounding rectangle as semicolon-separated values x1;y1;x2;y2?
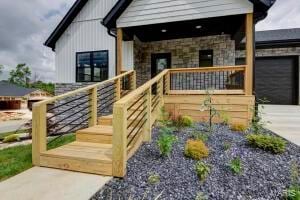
245;13;254;95
117;28;123;75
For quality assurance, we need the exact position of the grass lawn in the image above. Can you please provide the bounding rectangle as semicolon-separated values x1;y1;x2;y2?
0;134;75;182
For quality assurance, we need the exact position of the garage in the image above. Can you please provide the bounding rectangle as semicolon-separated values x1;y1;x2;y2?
0;100;21;110
255;56;299;105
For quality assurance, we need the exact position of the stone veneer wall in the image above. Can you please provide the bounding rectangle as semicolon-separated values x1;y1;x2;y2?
134;35;235;86
236;47;300;58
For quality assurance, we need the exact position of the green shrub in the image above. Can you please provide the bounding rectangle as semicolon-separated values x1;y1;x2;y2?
195;192;208;200
157;132;177;157
184;139;209;160
223;141;232;151
195;162;211;182
2;134;20;143
284;161;300;200
284;186;300;200
192;131;209;142
246;134;286;154
229;157;243;175
148;173;160;185
158;107;173;127
230;124;247;132
173;115;194;130
219;111;231;125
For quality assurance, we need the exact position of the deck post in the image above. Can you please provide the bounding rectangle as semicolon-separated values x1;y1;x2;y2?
143;88;152;142
245;13;254;95
32;104;47;166
115;78;121;101
165;71;171;94
130;71;137;90
88;86;98;127
112;103;127;177
159;77;164;105
117;28;123;75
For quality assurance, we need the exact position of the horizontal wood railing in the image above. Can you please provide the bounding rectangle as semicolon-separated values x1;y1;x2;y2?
112;70;167;177
32;70;136;166
168;65;246;95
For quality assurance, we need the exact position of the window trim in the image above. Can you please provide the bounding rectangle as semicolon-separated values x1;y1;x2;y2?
76;50;109;82
199;50;214;67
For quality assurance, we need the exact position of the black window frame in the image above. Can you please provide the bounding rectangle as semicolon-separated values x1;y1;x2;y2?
199;50;214;67
76;50;109;82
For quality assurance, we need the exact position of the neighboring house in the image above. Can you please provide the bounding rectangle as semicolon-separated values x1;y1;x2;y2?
44;0;275;100
237;28;300;105
0;81;53;110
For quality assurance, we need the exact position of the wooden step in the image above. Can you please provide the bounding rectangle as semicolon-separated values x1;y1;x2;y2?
76;125;113;144
98;115;113;126
40;141;112;175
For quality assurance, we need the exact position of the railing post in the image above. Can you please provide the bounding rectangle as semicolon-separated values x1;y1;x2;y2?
32;103;47;166
115;78;121;101
143;88;152;142
130;71;137;90
245;13;254;95
159;77;164;105
112;103;127;177
166;71;171;94
88;86;98;127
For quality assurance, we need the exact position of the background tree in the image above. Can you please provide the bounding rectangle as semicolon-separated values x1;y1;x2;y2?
0;64;3;75
9;64;31;86
31;81;55;95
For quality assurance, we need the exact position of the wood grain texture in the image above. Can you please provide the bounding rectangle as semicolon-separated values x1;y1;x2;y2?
245;13;254;95
89;87;98;127
117;28;123;75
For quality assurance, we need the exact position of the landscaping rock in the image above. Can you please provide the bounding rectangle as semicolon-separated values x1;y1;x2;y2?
91;124;300;200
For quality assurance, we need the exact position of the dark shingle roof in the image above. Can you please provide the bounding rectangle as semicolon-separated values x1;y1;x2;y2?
0;81;37;97
44;0;276;50
256;28;300;43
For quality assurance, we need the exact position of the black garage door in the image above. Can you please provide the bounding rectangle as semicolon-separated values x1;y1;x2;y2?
255;57;298;105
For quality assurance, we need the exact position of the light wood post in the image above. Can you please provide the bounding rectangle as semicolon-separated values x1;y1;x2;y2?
115;78;121;101
245;13;254;95
143;88;152;142
159;78;164;105
88;87;97;127
166;71;171;94
112;103;127;177
117;28;123;75
32;104;47;166
130;71;137;90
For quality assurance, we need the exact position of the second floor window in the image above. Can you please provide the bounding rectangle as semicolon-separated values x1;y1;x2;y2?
76;50;109;82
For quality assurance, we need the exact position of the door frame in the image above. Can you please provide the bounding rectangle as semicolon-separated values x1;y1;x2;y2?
151;53;171;78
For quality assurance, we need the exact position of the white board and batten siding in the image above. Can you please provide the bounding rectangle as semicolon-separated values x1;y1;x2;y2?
117;0;254;28
55;0;134;83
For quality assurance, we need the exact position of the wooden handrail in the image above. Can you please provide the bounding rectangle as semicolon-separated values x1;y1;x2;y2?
34;70;135;106
116;69;169;105
169;65;246;73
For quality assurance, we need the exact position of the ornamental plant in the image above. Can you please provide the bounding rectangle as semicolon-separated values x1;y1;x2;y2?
229;157;243;175
230;124;247;132
157;127;177;157
173;115;194;131
246;134;286;154
2;134;20;143
192;131;209;142
195;162;211;182
284;161;300;200
184;139;209;160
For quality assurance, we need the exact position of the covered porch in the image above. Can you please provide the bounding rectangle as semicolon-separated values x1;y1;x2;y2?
116;13;254;96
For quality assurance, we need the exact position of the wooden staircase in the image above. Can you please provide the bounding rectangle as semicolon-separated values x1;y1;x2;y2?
39;115;115;176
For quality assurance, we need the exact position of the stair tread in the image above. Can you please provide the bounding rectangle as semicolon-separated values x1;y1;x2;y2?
76;125;113;135
41;141;112;163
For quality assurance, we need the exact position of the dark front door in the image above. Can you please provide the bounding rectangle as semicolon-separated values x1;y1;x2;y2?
255;57;298;105
151;53;171;78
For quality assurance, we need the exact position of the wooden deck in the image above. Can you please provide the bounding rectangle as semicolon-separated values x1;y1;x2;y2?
32;65;255;177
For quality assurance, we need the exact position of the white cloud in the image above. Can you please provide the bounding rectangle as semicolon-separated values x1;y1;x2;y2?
256;0;300;31
0;0;75;82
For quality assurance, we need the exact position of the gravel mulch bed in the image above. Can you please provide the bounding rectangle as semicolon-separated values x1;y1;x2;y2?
91;123;300;200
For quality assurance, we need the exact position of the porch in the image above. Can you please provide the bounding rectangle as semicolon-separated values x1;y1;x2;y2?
32;64;254;177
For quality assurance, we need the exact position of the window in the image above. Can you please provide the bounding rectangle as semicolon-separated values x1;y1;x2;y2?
199;50;213;67
76;51;109;82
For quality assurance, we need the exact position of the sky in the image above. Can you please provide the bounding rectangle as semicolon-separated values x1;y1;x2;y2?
0;0;299;82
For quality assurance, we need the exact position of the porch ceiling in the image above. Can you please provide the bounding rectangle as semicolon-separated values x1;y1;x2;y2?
123;15;245;43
